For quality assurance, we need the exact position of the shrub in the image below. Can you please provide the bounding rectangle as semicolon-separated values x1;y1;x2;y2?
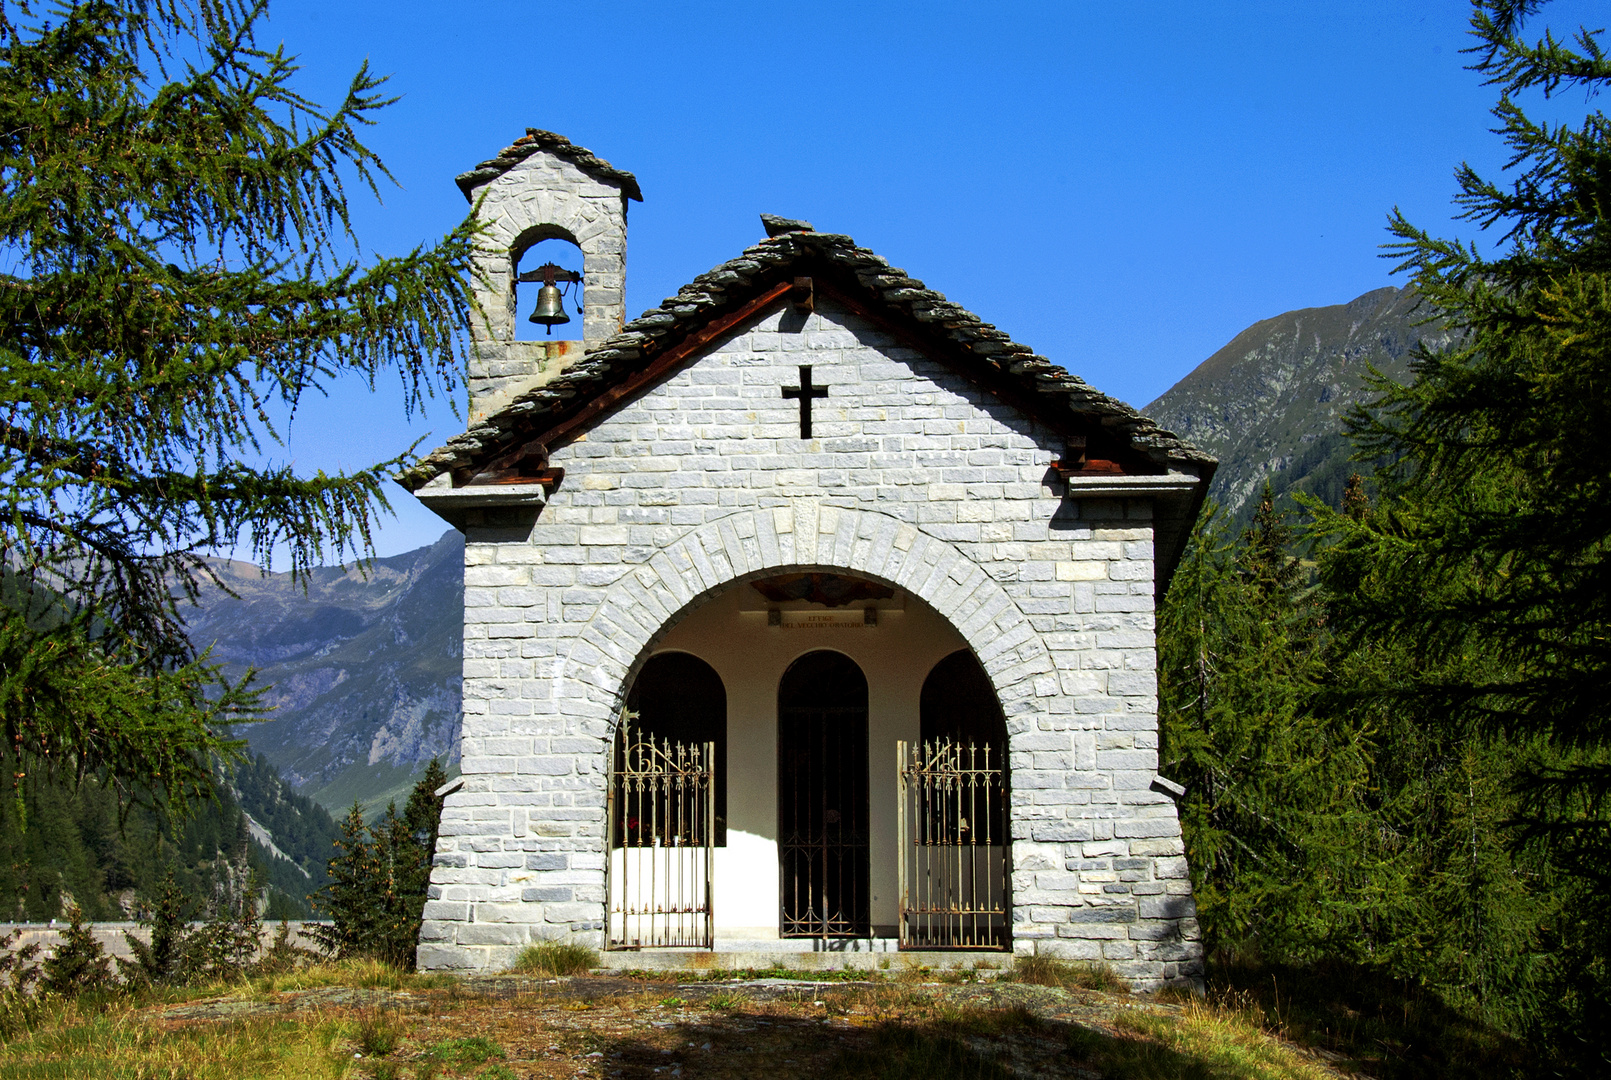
255;920;318;976
0;927;44;1039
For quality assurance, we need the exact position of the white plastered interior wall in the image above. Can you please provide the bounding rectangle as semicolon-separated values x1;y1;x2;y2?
642;582;972;937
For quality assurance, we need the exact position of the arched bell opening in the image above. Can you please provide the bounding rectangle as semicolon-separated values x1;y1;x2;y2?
512;233;585;342
900;649;1012;950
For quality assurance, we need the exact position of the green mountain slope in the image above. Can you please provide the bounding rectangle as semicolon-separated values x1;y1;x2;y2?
1145;286;1455;520
0;753;341;920
183;531;464;816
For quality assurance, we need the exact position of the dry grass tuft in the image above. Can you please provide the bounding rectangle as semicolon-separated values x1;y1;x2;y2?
1009;953;1129;993
354;1006;404;1057
1090;999;1337;1080
509;941;597;977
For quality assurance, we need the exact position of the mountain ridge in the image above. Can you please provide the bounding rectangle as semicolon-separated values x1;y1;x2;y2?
1145;285;1454;519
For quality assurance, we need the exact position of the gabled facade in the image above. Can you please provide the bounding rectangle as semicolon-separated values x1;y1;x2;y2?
403;131;1214;990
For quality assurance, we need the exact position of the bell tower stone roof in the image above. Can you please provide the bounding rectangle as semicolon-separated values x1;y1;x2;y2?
457;130;640;422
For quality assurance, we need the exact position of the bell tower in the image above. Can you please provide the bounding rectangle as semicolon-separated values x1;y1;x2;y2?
455;130;642;422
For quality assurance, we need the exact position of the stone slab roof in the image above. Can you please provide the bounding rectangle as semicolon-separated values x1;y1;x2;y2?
455;129;644;202
399;227;1214;493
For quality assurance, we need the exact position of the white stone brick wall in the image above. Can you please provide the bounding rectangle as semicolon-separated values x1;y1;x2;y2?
419;300;1202;989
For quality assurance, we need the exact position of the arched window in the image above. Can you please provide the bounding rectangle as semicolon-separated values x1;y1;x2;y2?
920;649;1008;748
624;652;727;843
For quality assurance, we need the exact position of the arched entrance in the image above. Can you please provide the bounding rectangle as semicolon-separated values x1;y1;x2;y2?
625;652;727;844
607;653;726;949
777;650;870;938
898;649;1011;949
585;521;1036;950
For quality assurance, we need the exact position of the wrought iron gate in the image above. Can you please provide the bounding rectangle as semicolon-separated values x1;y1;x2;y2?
605;716;715;949
897;738;1009;949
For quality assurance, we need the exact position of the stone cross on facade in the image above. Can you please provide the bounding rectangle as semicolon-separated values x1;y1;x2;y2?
782;365;828;438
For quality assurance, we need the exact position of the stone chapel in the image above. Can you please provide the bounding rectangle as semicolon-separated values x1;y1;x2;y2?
400;130;1215;990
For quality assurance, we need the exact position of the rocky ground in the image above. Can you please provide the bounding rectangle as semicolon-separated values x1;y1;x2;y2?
142;972;1347;1080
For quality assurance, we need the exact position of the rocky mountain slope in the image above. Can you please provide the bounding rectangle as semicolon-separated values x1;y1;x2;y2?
184;531;464;815
1145;285;1454;521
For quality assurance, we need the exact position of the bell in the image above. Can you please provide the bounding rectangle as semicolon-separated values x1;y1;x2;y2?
527;283;570;333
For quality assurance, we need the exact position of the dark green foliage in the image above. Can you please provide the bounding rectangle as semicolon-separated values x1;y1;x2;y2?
0;927;43;1039
229;752;341;909
1313;0;1611;1066
1158;6;1611;1068
1162;495;1563;1042
38;905;111;997
1333;0;1611;882
310;761;446;970
121;869;190;986
0;0;475;813
1159;501;1376;959
0;748;341;921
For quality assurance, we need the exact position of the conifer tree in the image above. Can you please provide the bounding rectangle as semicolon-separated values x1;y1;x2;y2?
1322;0;1611;880
122;867;192;986
0;1;476;812
39;904;112;997
309;765;444;970
1159;502;1372;957
307;802;377;960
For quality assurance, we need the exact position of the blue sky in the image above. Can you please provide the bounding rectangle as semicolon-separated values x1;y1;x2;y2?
253;0;1602;559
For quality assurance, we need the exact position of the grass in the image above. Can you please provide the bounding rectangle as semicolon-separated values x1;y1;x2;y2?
1008;953;1129;993
248;958;463;994
0;958;1377;1080
422;1034;504;1065
0;1007;352;1079
1200;952;1530;1079
1082;1002;1337;1080
355;1007;404;1056
509;941;597;977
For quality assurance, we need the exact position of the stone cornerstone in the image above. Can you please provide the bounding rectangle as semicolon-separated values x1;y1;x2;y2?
401;131;1216;991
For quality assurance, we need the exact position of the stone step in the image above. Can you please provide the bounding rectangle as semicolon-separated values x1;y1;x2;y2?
594;944;1013;973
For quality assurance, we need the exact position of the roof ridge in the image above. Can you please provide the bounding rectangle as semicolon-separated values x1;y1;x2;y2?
455;129;644;202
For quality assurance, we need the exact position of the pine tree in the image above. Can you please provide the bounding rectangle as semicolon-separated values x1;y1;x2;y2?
122;867;192;986
307;802;377;961
39;904;112;997
1325;0;1611;886
0;1;476;813
309;767;447;970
